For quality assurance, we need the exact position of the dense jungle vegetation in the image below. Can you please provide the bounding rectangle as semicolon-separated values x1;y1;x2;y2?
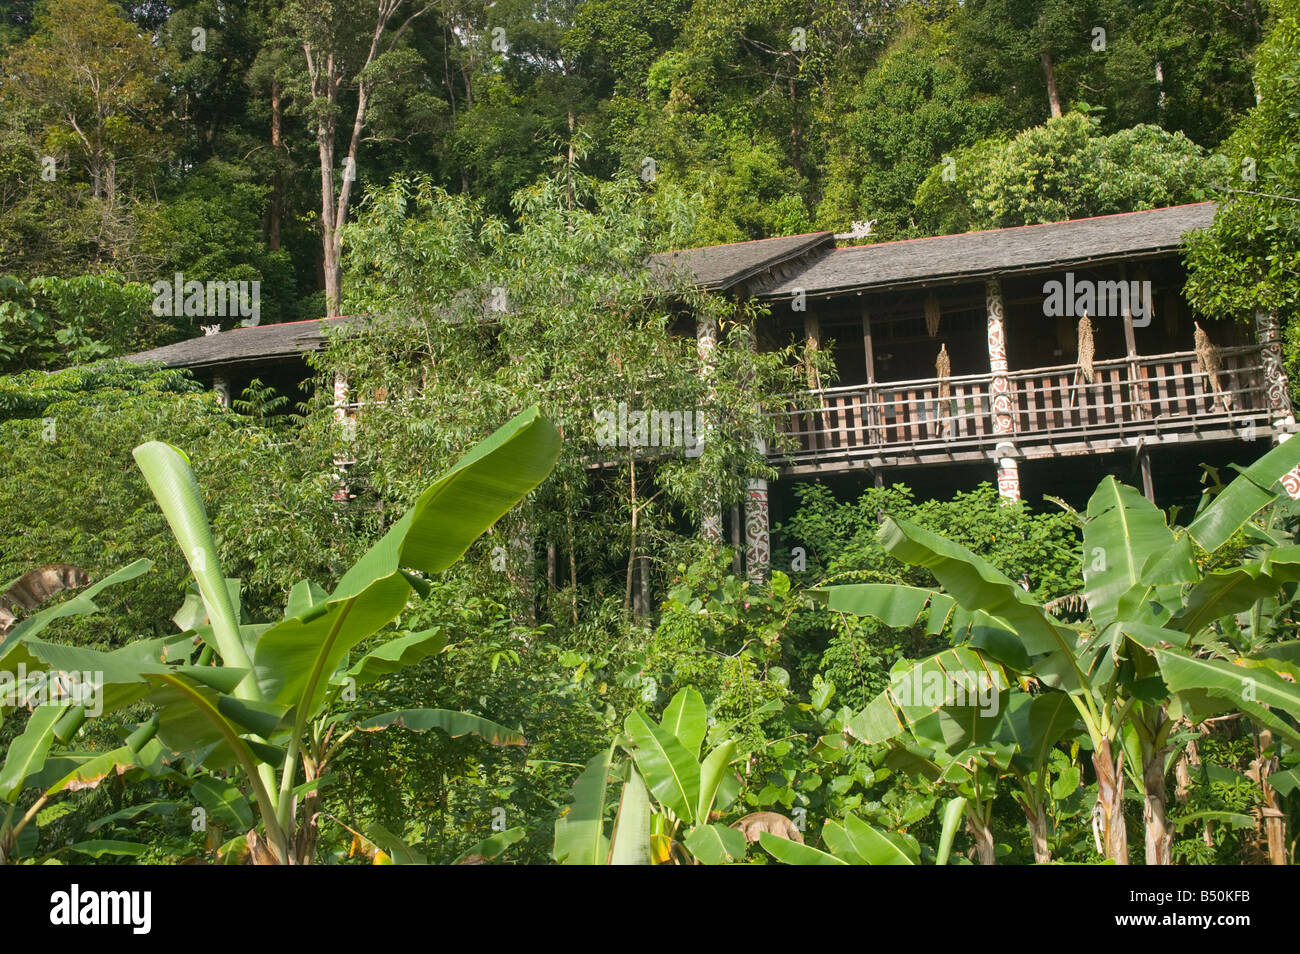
0;0;1298;866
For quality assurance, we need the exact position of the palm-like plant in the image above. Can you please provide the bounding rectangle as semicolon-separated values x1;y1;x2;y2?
553;687;744;865
813;438;1300;864
0;407;560;863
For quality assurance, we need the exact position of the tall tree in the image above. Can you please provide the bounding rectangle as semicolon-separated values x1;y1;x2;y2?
1;0;170;205
277;0;433;314
1184;0;1300;366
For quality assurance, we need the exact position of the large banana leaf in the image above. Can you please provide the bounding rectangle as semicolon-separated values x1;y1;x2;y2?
45;744;141;795
19;637;182;717
812;584;956;634
1001;690;1080;773
608;772;653;865
1082;477;1188;635
0;703;66;801
192;776;254;831
143;670;285;771
356;708;524;746
826;813;920;865
814;583;1027;669
345;628;448;687
625;709;700;825
684;822;747;864
660;687;707;758
1154;649;1300;723
936;795;967;866
253;407;561;727
1173;567;1277;635
847;647;1009;748
1187;437;1300;552
134;442;249;673
759;831;848;865
453;826;526;864
553;743;615;865
697;739;736;823
876;518;1077;668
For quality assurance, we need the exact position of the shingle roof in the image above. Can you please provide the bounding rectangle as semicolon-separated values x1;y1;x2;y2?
649;231;836;291
759;203;1217;300
119;204;1218;370
121;315;361;370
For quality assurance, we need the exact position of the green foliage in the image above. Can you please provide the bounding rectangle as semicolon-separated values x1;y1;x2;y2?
0;273;167;372
0;406;560;864
811;439;1300;864
816;15;1010;239
138;161;299;326
914;112;1225;234
1184;0;1300;389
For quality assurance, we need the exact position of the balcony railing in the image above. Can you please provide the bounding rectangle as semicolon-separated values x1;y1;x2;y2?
770;346;1269;466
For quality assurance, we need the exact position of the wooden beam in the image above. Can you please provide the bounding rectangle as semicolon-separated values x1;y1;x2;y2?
1138;447;1155;502
1120;264;1139;361
1122;264;1151;422
861;300;876;384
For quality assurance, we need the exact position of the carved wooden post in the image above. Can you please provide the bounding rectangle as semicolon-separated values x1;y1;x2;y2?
696;313;723;544
742;327;770;584
1256;310;1295;443
862;301;878;444
332;371;352;501
746;460;770;586
986;279;1020;503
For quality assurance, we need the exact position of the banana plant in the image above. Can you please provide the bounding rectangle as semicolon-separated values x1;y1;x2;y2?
0;558;156;862
1;407;561;864
552;687;744;865
999;690;1082;863
831;645;1019;863
813;437;1300;865
759;796;967;866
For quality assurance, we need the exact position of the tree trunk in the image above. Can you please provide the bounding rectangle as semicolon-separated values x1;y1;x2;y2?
562;476;578;626
316;112;340;314
508;518;535;623
269;81;283;251
624;460;637;615
1092;738;1129;864
1143;745;1173;865
1249;736;1288;865
787;74;802;177
637;555;650;618
304;2;410;316
1040;50;1063;118
966;815;996;865
1021;798;1051;864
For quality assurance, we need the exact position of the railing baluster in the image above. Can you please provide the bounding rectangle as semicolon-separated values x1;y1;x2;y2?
766;346;1266;465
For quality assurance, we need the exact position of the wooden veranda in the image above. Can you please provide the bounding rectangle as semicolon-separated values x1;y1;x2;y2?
770;345;1271;475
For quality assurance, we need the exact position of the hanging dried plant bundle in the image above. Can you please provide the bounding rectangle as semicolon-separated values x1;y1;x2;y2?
925;292;941;338
1195;322;1230;409
936;343;951;400
936;343;951;437
1077;313;1095;384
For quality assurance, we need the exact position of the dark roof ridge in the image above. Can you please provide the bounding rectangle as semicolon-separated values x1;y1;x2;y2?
827;201;1217;254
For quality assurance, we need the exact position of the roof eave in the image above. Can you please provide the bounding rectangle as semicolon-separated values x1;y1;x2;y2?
758;244;1186;302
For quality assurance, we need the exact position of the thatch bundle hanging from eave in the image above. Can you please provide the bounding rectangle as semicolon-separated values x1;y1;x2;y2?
1077;313;1095;384
925;292;941;338
936;343;951;437
1195;322;1230;409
